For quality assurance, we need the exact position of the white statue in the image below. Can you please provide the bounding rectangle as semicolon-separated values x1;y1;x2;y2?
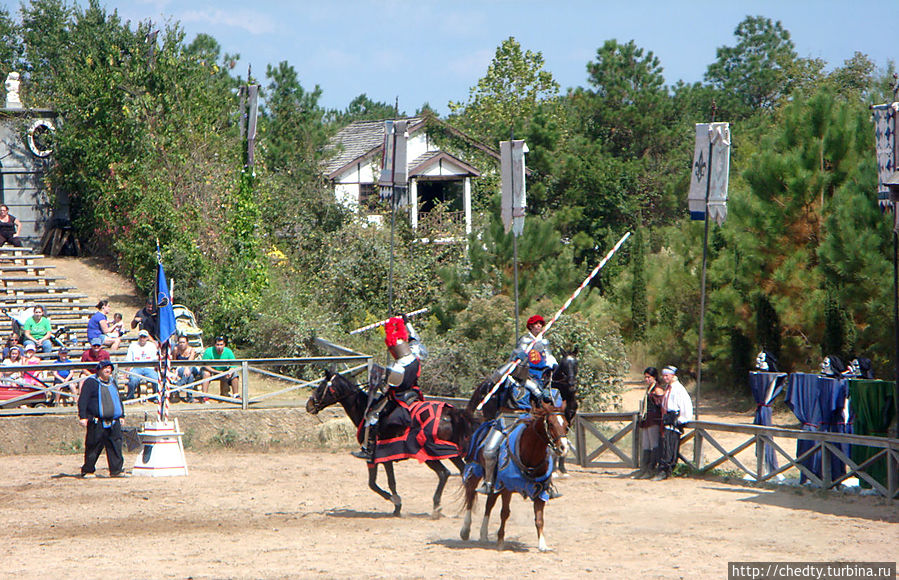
5;72;22;109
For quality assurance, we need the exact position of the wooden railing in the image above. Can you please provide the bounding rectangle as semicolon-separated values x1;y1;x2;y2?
573;413;899;499
417;210;465;238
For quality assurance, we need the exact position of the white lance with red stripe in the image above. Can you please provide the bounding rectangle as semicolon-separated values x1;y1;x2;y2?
476;231;631;411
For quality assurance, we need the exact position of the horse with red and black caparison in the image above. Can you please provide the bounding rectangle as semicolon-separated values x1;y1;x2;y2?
306;369;479;518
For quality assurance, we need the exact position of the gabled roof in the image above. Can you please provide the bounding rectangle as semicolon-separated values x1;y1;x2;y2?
323;117;424;178
409;151;481;178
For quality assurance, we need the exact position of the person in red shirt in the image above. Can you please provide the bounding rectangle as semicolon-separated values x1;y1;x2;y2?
79;337;112;395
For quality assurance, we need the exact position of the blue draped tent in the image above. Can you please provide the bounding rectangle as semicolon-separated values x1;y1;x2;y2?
749;371;787;475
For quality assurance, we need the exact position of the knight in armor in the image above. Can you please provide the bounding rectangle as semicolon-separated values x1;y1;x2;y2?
476;314;561;496
352;316;426;460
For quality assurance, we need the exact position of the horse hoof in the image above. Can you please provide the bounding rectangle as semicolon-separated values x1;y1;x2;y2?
431;508;442;520
392;506;402;517
460;528;470;541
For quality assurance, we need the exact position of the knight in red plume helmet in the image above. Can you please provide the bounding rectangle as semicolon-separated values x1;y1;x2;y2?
352;315;428;460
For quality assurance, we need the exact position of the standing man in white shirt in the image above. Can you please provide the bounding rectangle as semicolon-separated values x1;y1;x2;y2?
124;330;159;400
654;365;694;481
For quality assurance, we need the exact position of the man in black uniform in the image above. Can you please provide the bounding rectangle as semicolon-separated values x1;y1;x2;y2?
131;298;159;341
78;360;128;478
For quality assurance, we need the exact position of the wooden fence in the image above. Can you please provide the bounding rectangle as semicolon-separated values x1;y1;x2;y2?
573;412;899;499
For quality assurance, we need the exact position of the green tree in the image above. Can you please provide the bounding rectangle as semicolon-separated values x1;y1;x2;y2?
262;60;329;174
572;39;673;159
448;36;560;146
630;227;648;341
705;15;806;116
330;93;398;124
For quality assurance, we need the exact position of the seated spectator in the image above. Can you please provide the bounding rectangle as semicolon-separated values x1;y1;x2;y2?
21;342;44;389
109;312;126;338
80;337;113;393
86;300;122;353
174;334;198;402
2;331;21;360
0;204;23;247
22;305;54;354
1;345;23;385
52;347;76;405
200;336;240;401
131;299;159;342
125;330;159;400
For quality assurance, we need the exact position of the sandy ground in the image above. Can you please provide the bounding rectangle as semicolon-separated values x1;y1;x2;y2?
2;257;889;578
2;449;897;580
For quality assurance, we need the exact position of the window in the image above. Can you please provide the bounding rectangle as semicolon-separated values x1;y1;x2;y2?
359;183;380;211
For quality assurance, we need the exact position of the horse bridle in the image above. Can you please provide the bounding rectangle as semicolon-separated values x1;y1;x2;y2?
539;411;568;456
309;375;358;413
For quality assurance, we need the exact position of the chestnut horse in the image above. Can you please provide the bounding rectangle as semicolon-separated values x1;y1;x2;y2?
306;369;478;518
460;402;570;551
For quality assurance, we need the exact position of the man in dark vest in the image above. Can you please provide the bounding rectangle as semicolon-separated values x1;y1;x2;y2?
78;359;129;478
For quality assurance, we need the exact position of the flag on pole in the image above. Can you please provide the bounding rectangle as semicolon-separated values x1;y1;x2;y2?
155;245;177;421
379;120;396;197
872;103;898;209
688;122;730;225
500;140;528;235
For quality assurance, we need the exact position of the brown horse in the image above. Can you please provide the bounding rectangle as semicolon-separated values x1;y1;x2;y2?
460;402;569;551
467;351;578;474
306;369;478;518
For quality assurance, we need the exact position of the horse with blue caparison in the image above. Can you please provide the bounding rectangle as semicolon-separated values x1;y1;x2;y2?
460;400;570;551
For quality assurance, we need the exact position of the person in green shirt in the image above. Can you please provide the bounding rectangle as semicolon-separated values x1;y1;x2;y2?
200;336;240;401
22;305;54;353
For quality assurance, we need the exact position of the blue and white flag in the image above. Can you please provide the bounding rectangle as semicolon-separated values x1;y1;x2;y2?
156;254;177;345
688;122;730;225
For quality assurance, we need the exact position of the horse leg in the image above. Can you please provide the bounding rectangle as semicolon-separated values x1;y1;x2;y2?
450;455;466;475
496;491;512;549
479;492;499;543
534;498;549;552
425;460;450;519
383;461;402;516
366;463;394;505
460;478;478;541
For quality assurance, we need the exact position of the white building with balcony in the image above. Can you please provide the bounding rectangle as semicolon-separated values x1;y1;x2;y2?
323;117;485;240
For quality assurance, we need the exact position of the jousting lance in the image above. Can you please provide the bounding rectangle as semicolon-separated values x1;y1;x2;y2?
348;308;430;335
476;231;632;411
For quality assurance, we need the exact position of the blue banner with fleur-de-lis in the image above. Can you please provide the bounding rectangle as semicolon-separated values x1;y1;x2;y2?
688;122;730;225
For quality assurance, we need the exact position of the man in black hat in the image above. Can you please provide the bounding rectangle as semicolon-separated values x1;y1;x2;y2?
78;360;128;478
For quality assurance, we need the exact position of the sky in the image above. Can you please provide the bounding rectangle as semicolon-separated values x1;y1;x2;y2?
6;0;899;114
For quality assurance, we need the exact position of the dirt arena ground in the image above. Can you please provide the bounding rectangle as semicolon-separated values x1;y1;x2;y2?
2;446;897;580
2;258;892;579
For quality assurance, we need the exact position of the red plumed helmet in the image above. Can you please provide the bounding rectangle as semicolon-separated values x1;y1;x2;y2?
384;317;409;347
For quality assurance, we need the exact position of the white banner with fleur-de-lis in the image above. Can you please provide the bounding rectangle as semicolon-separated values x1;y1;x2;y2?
688;122;730;225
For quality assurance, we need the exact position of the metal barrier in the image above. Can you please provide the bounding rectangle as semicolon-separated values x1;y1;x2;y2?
0;337;371;413
573;413;899;499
